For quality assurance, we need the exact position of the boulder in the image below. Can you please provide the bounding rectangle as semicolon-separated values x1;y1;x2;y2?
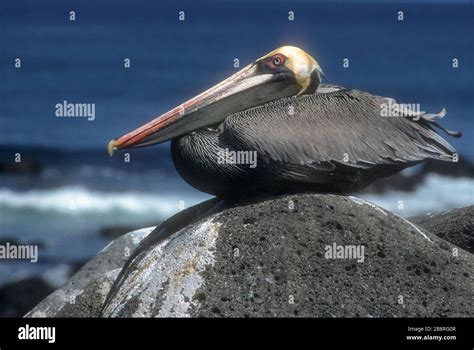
409;206;474;254
97;194;473;317
26;194;473;318
25;227;153;317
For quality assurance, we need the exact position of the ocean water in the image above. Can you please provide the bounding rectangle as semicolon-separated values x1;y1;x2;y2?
1;0;473;285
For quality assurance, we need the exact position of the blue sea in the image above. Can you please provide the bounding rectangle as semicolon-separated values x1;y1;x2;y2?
1;0;473;285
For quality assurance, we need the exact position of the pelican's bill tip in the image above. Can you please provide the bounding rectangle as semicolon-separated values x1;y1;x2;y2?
107;140;118;157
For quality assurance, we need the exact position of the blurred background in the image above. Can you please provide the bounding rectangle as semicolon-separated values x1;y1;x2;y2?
0;0;473;315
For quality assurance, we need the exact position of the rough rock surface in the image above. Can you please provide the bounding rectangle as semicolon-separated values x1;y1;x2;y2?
25;227;153;317
409;206;474;254
96;194;473;318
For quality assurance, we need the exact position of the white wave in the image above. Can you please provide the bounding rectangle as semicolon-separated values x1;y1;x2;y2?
0;175;471;219
360;174;474;217
0;186;209;218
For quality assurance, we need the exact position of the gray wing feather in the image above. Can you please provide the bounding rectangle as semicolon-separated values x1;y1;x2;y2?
223;87;457;172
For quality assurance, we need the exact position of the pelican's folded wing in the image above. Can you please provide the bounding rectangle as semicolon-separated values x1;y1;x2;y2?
223;87;459;172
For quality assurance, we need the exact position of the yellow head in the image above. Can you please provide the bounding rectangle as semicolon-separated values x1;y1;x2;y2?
258;46;322;94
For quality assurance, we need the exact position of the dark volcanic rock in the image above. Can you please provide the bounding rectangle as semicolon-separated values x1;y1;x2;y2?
0;158;41;175
410;206;474;254
97;194;473;318
25;227;153;317
0;277;54;317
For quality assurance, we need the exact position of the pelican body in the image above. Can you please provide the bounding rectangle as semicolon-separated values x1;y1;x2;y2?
108;46;460;198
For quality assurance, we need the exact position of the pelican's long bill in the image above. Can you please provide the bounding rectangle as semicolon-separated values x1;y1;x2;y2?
107;46;324;156
108;64;294;156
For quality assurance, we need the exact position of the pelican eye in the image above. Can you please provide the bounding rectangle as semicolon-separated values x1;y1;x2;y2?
261;53;287;70
273;56;283;66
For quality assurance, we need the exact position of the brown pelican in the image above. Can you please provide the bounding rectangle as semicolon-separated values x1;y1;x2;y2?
107;46;461;198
